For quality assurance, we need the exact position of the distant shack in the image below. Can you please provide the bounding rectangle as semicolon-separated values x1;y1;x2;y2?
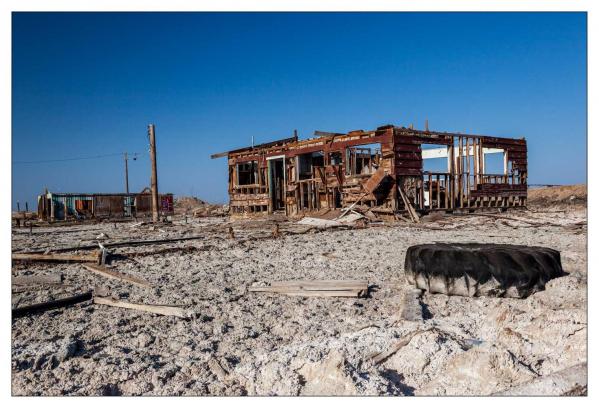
37;191;174;221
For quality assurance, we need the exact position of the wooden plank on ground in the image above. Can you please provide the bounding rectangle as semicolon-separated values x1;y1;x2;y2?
12;291;93;318
271;279;368;289
12;252;101;264
249;280;368;297
93;296;188;318
82;264;151;288
370;329;430;364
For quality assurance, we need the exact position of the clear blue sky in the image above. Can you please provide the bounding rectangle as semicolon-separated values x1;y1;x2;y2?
12;12;587;208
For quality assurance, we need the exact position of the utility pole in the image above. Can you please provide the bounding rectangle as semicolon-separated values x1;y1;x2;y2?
148;124;159;222
124;152;129;194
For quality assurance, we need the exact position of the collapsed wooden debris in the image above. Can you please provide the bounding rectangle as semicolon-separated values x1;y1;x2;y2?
297;213;364;228
248;280;369;298
82;264;152;288
93;296;189;318
12;291;93;318
212;124;528;219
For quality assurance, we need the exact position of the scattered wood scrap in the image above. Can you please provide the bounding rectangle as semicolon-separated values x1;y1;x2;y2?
12;291;93;318
398;186;420;223
398;289;424;322
369;329;431;365
93;296;189;318
208;358;232;385
248;280;369;298
82;264;152;288
12;251;101;264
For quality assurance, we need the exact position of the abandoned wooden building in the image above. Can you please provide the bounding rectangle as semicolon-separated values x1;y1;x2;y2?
211;124;527;217
37;191;174;221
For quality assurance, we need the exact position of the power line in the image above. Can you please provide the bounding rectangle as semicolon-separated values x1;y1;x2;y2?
13;152;140;165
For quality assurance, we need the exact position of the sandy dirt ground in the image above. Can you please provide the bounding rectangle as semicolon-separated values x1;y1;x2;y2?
11;189;587;396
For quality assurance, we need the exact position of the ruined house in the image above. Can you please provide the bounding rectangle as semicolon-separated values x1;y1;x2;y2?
37;191;174;221
211;124;527;217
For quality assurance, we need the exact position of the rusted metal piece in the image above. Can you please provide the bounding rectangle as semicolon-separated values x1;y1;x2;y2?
212;124;527;217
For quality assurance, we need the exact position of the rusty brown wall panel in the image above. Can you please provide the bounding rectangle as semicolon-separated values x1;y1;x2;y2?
394;167;423;176
135;195;152;213
470;190;527;198
476;183;527;192
94;196;125;217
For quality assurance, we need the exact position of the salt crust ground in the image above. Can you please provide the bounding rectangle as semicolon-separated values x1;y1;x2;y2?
11;206;587;395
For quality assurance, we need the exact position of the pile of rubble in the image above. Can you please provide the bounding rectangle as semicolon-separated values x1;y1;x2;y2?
174;196;228;218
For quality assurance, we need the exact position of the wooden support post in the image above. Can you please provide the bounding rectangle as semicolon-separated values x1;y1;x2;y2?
148;124;160;223
427;173;432;210
436;175;440;209
466;137;470;207
444;174;449;209
458;136;463;208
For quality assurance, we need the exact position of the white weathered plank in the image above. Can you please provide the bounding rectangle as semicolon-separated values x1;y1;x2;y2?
82;264;151;288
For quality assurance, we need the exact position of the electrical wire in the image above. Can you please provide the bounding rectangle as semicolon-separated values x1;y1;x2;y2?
13;152;141;164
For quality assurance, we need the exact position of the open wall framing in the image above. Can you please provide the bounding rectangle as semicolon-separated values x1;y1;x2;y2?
212;125;527;217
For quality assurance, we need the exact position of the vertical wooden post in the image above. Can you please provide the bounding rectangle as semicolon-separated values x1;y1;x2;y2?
427;173;432;210
436;174;440;209
475;138;479;185
444;174;449;209
124;152;130;194
148;124;159;222
458;136;463;208
448;143;454;209
466;138;471;207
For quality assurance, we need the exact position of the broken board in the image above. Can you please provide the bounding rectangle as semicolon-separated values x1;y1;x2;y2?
248;280;368;298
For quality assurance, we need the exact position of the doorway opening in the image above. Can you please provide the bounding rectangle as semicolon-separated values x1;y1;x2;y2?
268;157;286;211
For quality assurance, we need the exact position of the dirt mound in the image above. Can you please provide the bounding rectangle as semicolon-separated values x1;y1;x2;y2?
174;196;208;211
174;196;227;217
527;185;586;208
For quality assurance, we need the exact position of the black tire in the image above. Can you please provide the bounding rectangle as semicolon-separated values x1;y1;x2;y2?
404;243;564;298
